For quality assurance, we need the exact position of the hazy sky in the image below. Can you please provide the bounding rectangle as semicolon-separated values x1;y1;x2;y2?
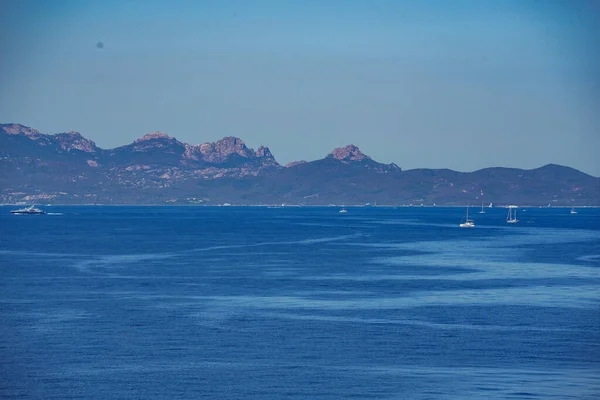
1;0;599;175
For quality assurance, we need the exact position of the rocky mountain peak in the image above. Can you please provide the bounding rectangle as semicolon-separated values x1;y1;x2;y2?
1;123;43;138
53;131;98;153
135;132;174;143
215;136;250;153
127;132;184;155
256;146;274;158
199;136;254;163
328;145;369;162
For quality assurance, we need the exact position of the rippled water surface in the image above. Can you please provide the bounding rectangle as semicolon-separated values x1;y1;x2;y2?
1;206;599;399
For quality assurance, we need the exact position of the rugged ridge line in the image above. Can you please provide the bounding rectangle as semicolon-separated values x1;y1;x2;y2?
1;123;598;206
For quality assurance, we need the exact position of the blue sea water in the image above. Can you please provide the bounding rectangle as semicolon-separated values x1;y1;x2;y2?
1;206;599;399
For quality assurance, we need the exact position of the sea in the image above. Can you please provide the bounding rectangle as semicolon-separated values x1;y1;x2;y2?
1;205;599;399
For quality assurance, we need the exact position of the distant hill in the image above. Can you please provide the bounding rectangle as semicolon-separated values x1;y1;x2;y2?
1;123;598;205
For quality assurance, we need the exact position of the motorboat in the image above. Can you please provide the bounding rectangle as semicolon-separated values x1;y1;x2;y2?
10;205;46;215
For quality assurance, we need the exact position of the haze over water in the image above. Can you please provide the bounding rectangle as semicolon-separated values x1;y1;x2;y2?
1;206;599;399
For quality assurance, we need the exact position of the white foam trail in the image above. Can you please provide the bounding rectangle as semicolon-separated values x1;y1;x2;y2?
2;229;361;276
256;311;577;332
0;250;84;257
186;233;362;253
112;281;598;312
69;233;361;276
577;254;600;262
73;253;176;275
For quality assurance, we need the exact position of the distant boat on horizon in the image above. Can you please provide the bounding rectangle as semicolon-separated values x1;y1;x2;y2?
507;205;519;224
339;208;347;213
460;205;475;228
479;203;486;214
11;205;46;215
570;208;577;214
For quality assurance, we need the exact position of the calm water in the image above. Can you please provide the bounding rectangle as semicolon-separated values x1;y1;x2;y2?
1;206;599;399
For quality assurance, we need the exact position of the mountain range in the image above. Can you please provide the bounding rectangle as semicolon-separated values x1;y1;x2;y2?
1;123;598;206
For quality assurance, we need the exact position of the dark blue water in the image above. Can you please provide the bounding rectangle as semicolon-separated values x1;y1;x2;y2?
1;206;599;399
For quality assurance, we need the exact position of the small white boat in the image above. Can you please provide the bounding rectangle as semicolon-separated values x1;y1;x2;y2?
10;205;46;215
339;208;348;213
570;208;577;214
479;203;486;214
459;206;475;228
506;206;519;224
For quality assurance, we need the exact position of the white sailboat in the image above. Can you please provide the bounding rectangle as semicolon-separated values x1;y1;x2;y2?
506;205;519;224
459;206;475;228
570;208;577;214
479;202;486;214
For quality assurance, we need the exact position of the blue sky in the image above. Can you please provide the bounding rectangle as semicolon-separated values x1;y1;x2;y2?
1;0;599;175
